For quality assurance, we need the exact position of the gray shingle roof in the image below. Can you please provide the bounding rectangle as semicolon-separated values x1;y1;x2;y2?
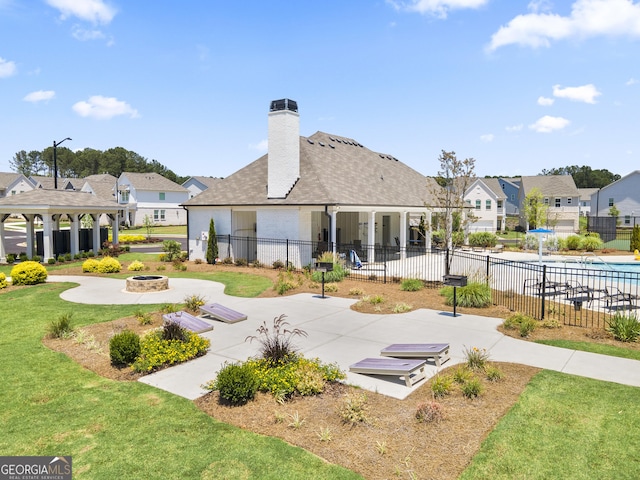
520;175;579;196
474;178;507;199
185;131;436;208
121;172;187;192
0;188;118;209
0;172;21;189
82;174;117;201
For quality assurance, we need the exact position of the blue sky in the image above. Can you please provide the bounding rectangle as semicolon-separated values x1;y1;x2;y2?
1;0;639;179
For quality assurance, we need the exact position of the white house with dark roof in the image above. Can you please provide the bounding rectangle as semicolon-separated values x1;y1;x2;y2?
464;178;507;232
518;175;580;232
183;99;440;266
589;170;640;226
81;174;118;225
0;172;34;198
577;187;598;217
182;176;222;199
117;172;189;226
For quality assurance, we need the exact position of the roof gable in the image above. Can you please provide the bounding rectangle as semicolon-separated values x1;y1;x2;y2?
119;172;187;192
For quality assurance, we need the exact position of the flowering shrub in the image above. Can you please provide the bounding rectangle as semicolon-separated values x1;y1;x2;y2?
82;258;100;273
114;234;146;244
127;260;145;271
10;261;48;285
464;346;490;370
132;329;210;373
0;272;7;289
97;256;122;273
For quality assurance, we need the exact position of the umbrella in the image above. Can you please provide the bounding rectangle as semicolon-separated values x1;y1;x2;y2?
528;228;554;265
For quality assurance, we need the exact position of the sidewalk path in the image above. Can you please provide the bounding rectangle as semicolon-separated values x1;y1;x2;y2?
48;275;640;400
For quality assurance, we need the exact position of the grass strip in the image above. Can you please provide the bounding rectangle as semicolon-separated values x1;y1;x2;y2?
535;339;640;361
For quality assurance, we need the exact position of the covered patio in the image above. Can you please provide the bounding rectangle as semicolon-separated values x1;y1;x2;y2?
0;189;121;263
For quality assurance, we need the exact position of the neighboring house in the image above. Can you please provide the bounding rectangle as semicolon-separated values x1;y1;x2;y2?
464;178;507;232
117;172;189;226
0;172;34;198
577;187;598;217
183;98;440;266
29;175;77;190
81;174;118;225
497;177;520;216
589;170;640;226
518;175;580;232
182;176;222;199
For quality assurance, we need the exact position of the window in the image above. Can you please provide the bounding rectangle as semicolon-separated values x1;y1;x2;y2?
609;198;614;207
555;198;561;208
486;200;491;210
497;200;503;209
543;197;549;205
624;216;631;225
11;190;16;195
567;197;572;205
159;192;166;200
120;190;129;203
153;210;165;221
475;200;481;210
510;193;515;201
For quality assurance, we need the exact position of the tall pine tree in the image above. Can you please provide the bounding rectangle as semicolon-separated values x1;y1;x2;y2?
206;218;218;264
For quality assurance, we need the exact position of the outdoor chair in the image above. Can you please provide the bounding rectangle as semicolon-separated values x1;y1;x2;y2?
603;287;636;310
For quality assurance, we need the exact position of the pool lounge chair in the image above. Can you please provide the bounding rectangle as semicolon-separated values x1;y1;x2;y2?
604;287;636;310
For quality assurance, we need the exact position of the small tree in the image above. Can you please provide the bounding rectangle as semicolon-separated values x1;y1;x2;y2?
609;203;620;226
206;218;218;264
142;214;154;239
523;187;549;230
631;224;640;252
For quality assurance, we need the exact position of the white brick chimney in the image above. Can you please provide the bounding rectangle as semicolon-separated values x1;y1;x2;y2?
268;98;299;198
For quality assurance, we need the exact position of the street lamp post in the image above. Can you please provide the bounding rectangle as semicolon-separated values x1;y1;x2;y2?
53;137;72;189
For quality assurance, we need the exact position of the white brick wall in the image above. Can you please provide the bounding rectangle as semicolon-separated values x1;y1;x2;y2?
267;109;300;198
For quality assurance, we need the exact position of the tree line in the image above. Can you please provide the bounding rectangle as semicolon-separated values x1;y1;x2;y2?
485;165;620;189
10;147;187;184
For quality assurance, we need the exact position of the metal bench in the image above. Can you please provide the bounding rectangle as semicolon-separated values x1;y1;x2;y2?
349;358;427;387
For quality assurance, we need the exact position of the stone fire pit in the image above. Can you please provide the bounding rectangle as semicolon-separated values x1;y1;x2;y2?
125;275;169;293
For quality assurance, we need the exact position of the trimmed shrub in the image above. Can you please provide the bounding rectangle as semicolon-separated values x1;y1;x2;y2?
400;278;424;292
82;258;100;272
162;240;182;261
109;330;141;366
127;260;145;271
566;235;582;250
97;256;121;273
212;362;259;405
440;282;491;308
503;312;538;337
0;272;7;289
6;253;16;263
582;235;603;252
631;225;640;252
10;261;48;286
468;232;497;248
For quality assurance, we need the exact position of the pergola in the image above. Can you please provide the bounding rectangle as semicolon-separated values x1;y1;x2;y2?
0;189;121;263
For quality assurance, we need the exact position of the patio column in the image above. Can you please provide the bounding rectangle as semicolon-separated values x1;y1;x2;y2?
368;211;376;263
111;213;119;245
0;217;6;263
330;209;337;255
69;214;79;256
24;214;35;258
42;214;54;262
399;212;407;260
425;212;432;251
92;214;101;253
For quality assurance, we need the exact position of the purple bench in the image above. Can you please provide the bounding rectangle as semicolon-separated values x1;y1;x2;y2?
349;357;427;387
199;303;247;324
380;343;450;367
162;311;213;333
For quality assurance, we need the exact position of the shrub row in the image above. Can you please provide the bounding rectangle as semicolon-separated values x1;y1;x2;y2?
82;256;122;273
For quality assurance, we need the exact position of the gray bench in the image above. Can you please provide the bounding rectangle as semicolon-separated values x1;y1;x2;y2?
380;343;450;367
162;311;213;333
199;303;247;323
349;357;427;387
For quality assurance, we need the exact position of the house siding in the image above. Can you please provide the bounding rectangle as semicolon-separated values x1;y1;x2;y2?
590;171;640;218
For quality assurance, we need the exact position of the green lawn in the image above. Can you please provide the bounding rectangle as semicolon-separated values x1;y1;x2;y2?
536;339;640;361
0;283;361;480
460;370;640;479
119;225;187;235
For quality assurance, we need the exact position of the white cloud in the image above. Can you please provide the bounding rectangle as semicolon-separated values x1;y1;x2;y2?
506;124;523;132
23;90;56;103
529;115;570;132
249;139;268;152
537;96;555;106
488;0;640;51
72;25;105;41
480;133;494;142
626;77;639;86
0;57;17;78
72;95;139;119
552;83;601;103
387;0;488;19
46;0;117;24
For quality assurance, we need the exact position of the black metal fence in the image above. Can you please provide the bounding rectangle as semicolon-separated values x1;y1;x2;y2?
215;235;640;329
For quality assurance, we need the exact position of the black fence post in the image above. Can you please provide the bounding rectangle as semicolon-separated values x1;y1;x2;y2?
486;255;490;284
541;264;547;320
286;238;289;268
